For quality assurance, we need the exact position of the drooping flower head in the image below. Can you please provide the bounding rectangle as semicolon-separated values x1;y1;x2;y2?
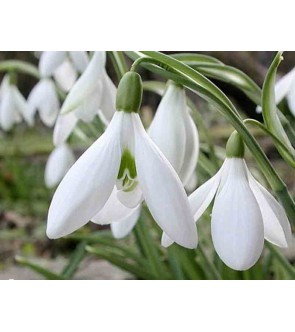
184;132;292;270
96;80;200;239
53;51;116;146
47;72;197;249
0;74;34;131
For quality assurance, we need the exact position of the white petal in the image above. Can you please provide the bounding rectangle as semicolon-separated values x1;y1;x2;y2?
248;173;292;247
0;87;17;131
69;51;89;73
27;79;60;127
179;112;199;185
211;158;264;271
132;113;197;249
53;60;77;92
161;233;174;248
39;51;66;77
275;67;295;104
99;70;116;122
148;84;186;173
111;207;141;239
47;111;123;239
117;184;143;208
286;76;295;116
91;188;138;225
11;86;34;126
53;112;78;146
45;144;75;188
74;87;102;123
60;51;106;114
188;160;228;221
184;172;198;192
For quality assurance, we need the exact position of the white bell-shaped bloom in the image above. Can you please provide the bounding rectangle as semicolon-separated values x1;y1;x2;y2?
149;82;199;187
27;78;60;127
0;76;34;130
53;51;116;146
45;144;75;188
97;82;199;239
186;157;292;270
39;51;89;93
47;111;197;249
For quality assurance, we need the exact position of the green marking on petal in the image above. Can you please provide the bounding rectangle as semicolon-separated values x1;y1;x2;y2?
118;149;137;180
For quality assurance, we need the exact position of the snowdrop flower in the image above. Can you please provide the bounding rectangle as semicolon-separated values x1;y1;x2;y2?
27;78;60;127
149;82;199;188
257;67;295;116
47;72;197;249
0;75;34;131
97;81;199;239
45;144;75;188
186;132;292;270
39;51;89;92
53;51;116;146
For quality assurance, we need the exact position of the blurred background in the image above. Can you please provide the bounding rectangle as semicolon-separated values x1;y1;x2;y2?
0;51;294;279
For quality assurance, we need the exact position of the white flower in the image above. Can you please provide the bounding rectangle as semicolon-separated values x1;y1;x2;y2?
53;51;116;146
187;157;292;270
93;82;199;240
0;75;34;131
39;52;89;92
45;144;75;188
27;78;60;127
47;110;197;249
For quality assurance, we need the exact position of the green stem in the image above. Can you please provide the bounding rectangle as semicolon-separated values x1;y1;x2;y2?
109;51;128;79
0;60;40;79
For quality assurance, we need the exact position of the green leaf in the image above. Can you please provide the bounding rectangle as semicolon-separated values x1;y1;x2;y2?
15;256;64;280
86;246;158;280
61;240;87;279
262;52;295;167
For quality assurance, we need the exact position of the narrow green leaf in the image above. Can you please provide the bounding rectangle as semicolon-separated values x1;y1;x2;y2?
262;52;295;167
15;256;64;280
61;241;87;279
86;246;158;280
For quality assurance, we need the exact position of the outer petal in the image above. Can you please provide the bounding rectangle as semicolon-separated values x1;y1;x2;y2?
74;86;102;123
60;51;106;114
161;233;174;248
275;67;295;104
47;111;123;239
211;158;264;271
148;84;186;174
0;87;17;131
53;112;78;146
11;85;34;126
53;60;77;92
99;70;116;122
189;160;229;221
248;173;292;247
45;144;75;188
27;79;60;127
111;207;141;239
69;51;89;73
132;113;197;249
39;51;66;77
184;172;198;192
179;112;199;185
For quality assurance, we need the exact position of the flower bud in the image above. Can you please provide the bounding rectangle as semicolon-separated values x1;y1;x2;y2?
116;72;143;113
226;131;245;158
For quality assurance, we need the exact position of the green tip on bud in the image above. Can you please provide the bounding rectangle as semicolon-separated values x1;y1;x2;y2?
116;72;143;113
226;131;245;158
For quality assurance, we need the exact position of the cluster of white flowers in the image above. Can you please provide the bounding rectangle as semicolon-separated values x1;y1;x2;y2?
1;52;292;271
